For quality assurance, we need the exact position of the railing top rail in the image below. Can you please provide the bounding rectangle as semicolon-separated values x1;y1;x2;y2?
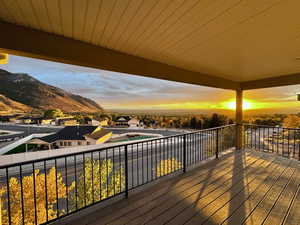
0;124;236;169
243;123;300;130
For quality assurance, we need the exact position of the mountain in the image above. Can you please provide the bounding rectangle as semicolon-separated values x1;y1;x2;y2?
0;69;104;113
0;94;32;114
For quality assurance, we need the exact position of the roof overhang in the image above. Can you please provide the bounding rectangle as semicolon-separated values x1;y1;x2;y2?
0;0;299;91
0;21;238;90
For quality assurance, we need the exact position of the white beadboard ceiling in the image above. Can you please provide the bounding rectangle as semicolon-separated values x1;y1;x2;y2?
0;0;300;82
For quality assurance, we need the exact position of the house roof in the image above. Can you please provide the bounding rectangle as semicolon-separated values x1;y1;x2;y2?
114;116;131;122
40;126;98;143
85;129;112;140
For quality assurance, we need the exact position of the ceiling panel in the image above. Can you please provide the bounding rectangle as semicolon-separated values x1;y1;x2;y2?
0;0;300;83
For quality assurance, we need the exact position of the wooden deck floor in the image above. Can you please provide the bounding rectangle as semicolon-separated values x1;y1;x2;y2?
58;150;300;225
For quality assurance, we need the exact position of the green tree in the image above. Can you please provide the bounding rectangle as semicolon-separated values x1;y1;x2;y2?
190;117;197;129
44;109;64;119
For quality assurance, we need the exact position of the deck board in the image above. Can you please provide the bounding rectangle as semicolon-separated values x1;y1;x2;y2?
56;150;300;225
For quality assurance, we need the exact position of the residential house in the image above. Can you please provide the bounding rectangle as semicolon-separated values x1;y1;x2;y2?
84;117;100;126
113;116;131;127
0;114;21;122
55;117;78;126
37;125;112;148
113;116;140;127
15;116;32;124
128;118;140;128
31;117;54;125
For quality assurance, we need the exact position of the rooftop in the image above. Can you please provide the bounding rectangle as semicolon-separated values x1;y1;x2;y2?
41;125;99;142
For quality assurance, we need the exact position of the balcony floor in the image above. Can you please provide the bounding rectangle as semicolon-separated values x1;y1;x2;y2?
59;150;300;225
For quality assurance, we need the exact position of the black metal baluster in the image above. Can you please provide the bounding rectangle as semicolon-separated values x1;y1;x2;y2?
118;146;121;193
150;141;153;181
106;149;109;198
281;128;284;156
112;148;115;196
288;129;290;157
137;143;139;185
183;134;186;172
32;163;38;224
200;132;203;160
65;157;69;214
267;127;270;152
74;155;78;210
125;145;128;198
6;168;11;225
141;143;144;184
155;140;158;179
272;127;274;153
250;125;253;149
194;133;197;164
98;151;102;201
91;152;94;204
131;144;134;187
83;154;86;206
293;129;296;159
277;126;280;154
55;159;59;218
216;129;219;159
19;165;25;225
146;141;149;182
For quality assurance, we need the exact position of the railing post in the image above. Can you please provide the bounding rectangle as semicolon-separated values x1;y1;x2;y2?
183;134;187;173
124;145;129;198
216;129;219;159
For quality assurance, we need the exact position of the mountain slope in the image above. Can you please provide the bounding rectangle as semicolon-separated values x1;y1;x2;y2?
0;69;103;113
0;94;32;113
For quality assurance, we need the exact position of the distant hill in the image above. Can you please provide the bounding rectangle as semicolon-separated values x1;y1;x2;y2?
0;69;104;113
0;94;32;114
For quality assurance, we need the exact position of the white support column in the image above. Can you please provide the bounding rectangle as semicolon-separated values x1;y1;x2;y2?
236;89;243;150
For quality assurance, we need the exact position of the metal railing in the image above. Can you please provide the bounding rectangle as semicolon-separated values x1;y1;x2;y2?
243;124;300;160
0;124;236;225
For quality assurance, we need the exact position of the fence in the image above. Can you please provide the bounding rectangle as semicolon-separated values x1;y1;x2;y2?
243;124;300;160
0;124;236;225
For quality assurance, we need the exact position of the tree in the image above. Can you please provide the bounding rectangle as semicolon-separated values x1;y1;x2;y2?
190;117;197;129
0;168;74;225
72;158;125;210
156;158;182;177
44;109;64;119
210;113;227;128
283;115;300;128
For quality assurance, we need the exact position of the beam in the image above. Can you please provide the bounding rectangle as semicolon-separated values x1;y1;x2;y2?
0;21;239;90
241;73;300;90
235;89;243;150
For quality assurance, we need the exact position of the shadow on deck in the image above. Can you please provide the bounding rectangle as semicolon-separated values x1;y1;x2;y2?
54;150;300;225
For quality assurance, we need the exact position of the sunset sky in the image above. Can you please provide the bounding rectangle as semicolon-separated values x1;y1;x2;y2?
1;55;300;114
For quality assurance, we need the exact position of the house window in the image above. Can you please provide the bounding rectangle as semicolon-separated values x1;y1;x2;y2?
78;141;81;145
68;142;71;146
64;142;68;146
87;142;90;145
60;142;63;146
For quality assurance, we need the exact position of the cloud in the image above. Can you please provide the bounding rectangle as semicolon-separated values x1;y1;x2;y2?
1;55;300;111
